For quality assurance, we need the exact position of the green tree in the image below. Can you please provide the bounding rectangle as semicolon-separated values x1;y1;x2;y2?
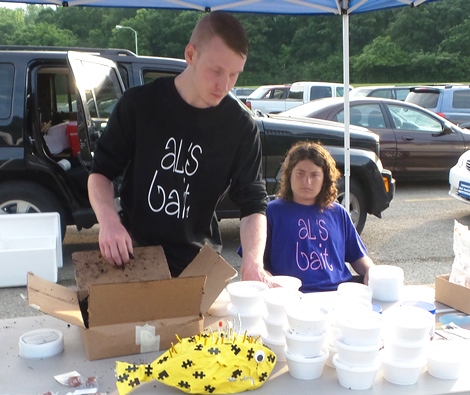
440;19;470;55
408;51;469;82
352;36;410;82
9;22;78;46
0;8;26;44
238;15;292;85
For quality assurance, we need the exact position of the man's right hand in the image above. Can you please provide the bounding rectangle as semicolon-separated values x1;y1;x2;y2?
88;173;134;268
98;218;134;268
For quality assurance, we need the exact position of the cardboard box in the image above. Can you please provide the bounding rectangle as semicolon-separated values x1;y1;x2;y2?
435;274;470;315
0;212;62;287
27;244;237;360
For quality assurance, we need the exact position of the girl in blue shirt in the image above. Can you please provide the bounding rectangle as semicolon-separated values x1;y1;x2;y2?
265;141;374;292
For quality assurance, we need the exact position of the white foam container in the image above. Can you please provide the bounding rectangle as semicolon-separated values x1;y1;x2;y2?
263;315;286;341
283;326;327;358
385;337;429;363
335;336;380;367
226;281;268;314
337;310;383;347
262;287;302;324
285;349;329;380
426;340;468;380
333;353;380;390
385;305;434;343
368;265;404;302
19;328;64;359
0;213;62;287
226;302;264;333
380;351;426;385
270;275;302;290
284;299;328;336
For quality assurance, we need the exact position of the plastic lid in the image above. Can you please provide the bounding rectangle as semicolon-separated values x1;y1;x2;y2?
400;301;436;314
19;328;64;359
372;303;383;314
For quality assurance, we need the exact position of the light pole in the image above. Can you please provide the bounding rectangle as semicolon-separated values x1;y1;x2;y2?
115;25;138;55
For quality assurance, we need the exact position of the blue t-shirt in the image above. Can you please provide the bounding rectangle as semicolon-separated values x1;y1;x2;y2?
265;199;367;292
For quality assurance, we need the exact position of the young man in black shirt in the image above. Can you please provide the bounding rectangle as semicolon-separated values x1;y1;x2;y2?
88;11;270;283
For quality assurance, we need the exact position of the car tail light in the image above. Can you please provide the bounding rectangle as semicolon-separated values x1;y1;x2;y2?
436;112;446;118
246;101;252;110
382;176;390;193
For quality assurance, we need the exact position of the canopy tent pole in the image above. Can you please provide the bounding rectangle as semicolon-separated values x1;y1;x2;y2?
342;9;350;212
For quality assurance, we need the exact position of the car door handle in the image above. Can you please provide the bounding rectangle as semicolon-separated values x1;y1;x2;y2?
402;136;415;141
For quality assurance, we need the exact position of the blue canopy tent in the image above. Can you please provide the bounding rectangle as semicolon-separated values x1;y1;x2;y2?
2;0;442;209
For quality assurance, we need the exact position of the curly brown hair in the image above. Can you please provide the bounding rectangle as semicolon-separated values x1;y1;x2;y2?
277;141;341;209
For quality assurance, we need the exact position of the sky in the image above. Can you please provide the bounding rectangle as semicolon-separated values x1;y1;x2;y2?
1;2;28;8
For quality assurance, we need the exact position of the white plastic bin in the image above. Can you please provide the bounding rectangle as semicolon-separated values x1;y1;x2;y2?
0;213;62;287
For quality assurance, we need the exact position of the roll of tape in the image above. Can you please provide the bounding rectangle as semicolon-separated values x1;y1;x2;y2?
19;328;64;359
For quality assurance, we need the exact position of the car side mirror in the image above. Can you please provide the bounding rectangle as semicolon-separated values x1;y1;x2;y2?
459;122;470;130
432;125;453;137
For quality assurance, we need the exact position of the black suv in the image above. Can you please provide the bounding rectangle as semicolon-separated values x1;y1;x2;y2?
0;46;394;236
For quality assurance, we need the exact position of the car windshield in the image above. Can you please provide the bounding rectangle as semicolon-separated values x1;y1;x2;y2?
350;88;371;98
336;87;345;97
247;86;273;100
287;85;305;100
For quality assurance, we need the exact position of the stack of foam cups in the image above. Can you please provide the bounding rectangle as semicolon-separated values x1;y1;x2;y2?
283;298;329;380
260;286;302;362
225;281;268;336
325;283;374;368
332;283;382;391
380;305;434;386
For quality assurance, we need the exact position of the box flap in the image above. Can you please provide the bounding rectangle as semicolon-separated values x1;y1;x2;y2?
27;272;85;328
88;276;206;327
180;244;237;315
435;274;470;315
73;246;171;295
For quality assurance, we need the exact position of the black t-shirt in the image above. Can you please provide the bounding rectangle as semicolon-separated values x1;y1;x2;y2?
91;76;267;275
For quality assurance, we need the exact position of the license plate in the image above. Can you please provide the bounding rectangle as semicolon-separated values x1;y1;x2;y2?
457;181;470;199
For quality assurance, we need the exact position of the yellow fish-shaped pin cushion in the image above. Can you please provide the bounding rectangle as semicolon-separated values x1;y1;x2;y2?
116;331;277;394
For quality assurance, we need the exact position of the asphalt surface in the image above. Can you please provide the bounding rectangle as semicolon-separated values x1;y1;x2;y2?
1;179;468;320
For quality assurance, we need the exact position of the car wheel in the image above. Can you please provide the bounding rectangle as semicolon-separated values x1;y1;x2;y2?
336;178;367;235
0;181;67;239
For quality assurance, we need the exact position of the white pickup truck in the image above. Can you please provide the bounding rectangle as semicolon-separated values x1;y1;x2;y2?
246;81;353;114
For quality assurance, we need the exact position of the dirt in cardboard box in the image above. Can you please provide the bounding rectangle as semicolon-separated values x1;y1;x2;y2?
72;246;172;327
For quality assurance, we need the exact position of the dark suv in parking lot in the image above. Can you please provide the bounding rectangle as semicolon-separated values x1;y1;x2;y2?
0;46;394;236
406;85;470;126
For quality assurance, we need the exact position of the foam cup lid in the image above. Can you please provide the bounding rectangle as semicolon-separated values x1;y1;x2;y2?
19;328;64;359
